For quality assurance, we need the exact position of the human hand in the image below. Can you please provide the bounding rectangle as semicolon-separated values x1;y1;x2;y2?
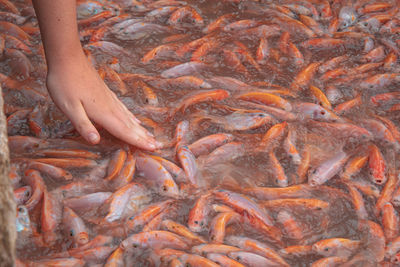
46;53;158;150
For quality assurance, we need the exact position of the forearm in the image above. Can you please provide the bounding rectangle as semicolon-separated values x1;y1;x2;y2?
32;0;85;71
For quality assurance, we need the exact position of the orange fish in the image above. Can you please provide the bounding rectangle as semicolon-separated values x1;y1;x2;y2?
175;89;229;114
368;144;386;185
291;62;320;92
209;212;240;243
188;133;234;157
162;219;206;244
237;92;292;111
207;253;245;267
309;85;331;110
104;247;124;267
382;202;399;241
269;150;288;187
104;149;127;181
257;121;287;152
345;183;368;219
262;198;329;211
41;190;61;245
23;169;45;210
312;238;361;258
341;155;368;180
188;192;213;232
62;206;89;247
334;94;362;114
277;210;304;241
120;230;189;250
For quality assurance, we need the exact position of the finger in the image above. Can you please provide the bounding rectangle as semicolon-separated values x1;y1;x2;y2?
110;91;142;124
89;107;157;151
64;102;100;144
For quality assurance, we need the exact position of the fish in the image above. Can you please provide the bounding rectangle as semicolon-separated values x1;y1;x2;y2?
214;189;282;243
8;0;400;265
268;150;289;187
308;151;349;186
209;212;240;243
103;183;148;223
225;235;288;266
188;133;234;157
161;219;206;244
227;251;281;267
368;144;386;185
206;253;245;267
136;155;180;197
63;206;89;246
120;230;189;250
312;238;361;258
192;111;273;132
236;92;292;111
188;192;213;233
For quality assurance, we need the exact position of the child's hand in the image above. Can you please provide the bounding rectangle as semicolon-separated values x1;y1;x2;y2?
46;54;157;150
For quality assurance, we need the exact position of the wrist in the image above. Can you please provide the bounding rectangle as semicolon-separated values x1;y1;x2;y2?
46;48;90;73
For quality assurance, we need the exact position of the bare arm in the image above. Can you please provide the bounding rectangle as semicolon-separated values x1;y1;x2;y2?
32;0;157;150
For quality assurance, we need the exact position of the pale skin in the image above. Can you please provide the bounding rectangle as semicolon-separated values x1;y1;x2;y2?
32;0;158;150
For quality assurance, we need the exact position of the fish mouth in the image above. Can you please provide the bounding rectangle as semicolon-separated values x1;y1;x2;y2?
77;232;89;245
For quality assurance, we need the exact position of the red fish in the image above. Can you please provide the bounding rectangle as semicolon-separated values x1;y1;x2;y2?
63;206;89;246
120;230;189;251
368;144;386;185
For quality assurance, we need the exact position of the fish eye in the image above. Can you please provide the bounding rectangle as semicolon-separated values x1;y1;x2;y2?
70;229;75;236
324;247;329;251
343;22;348;27
312;169;317;174
18;207;24;213
162;185;168;191
363;22;368;27
194;220;198;224
320;110;326;115
236;256;241;260
133;244;138;248
200;221;204;226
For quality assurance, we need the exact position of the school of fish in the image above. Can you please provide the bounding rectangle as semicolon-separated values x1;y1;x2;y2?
3;0;400;266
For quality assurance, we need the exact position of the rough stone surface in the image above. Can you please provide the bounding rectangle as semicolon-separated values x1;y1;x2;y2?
0;85;16;267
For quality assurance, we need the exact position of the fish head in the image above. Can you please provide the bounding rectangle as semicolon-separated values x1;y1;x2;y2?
76;232;89;246
276;176;288;188
368;167;386;185
338;7;358;30
312;241;337;257
308;168;320;186
160;178;181;198
16;205;30;232
356;18;381;33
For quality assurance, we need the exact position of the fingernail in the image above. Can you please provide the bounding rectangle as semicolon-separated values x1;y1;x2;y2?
148;143;156;150
148;131;155;138
88;132;99;144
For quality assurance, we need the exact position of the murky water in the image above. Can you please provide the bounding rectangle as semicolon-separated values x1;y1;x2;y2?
4;0;400;266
